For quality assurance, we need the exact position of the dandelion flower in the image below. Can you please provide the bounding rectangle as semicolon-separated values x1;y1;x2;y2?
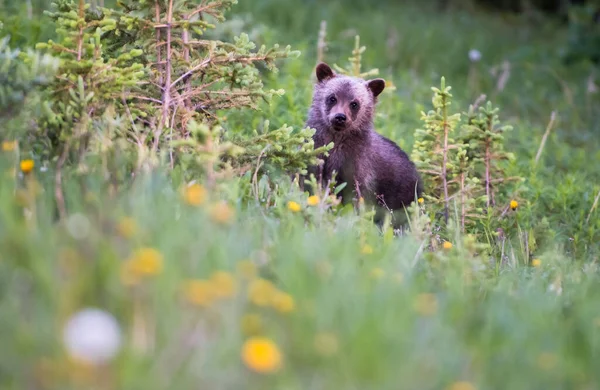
2;140;17;152
287;201;301;213
210;271;237;299
532;258;542;267
394;272;404;284
62;308;122;365
443;241;453;250
20;159;35;174
210;201;235;225
271;291;295;313
307;195;320;206
447;381;476;390
241;313;263;336
117;217;137;239
510;200;518;210
361;244;374;255
537;352;558;371
183;279;215;307
370;268;385;280
468;49;482;62
314;332;339;357
418;197;424;205
183;183;206;206
121;247;163;285
414;293;438;316
241;337;282;374
236;259;257;280
248;278;277;307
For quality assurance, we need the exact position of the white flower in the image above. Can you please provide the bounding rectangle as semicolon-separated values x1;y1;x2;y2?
468;49;482;62
63;308;122;364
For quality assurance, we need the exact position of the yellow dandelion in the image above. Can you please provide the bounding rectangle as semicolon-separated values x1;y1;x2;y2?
393;272;404;284
447;381;476;390
210;201;235;225
510;200;519;210
241;313;263;336
183;183;206;206
248;278;277;307
183;279;215;307
358;197;364;204
443;241;453;251
287;201;301;213
271;291;295;313
361;244;374;255
414;293;438;316
532;258;542;267
537;352;558;371
314;332;339;357
116;217;137;239
370;268;385;280
241;337;282;374
418;197;424;205
307;195;320;206
121;247;163;285
2;140;17;152
20;159;35;174
210;271;237;299
236;259;257;280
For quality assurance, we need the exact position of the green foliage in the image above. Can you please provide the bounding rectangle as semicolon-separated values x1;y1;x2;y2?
0;35;59;146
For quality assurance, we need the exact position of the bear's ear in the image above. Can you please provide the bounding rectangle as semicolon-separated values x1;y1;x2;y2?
316;63;335;82
367;79;386;98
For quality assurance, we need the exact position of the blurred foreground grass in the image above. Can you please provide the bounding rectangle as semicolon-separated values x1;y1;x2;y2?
2;0;600;389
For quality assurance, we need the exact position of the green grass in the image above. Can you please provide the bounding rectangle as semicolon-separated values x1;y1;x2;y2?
1;0;600;389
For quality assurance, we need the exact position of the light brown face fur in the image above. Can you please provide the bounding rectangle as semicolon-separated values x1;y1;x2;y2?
313;63;385;133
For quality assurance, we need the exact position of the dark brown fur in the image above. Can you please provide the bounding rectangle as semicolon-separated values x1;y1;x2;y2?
304;63;423;227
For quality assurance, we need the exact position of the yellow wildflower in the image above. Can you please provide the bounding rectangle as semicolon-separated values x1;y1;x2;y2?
183;279;215;307
510;200;518;210
2;140;17;152
370;268;385;280
210;201;235;225
271;291;295;313
20;159;35;174
248;278;277;306
236;259;257;280
287;201;301;213
210;271;237;299
116;217;137;239
414;293;438;316
361;244;374;255
314;332;339;357
447;381;476;390
241;337;282;374
241;313;263;336
537;352;558;371
307;195;320;206
121;247;163;285
418;197;424;205
532;258;542;267
443;241;453;251
183;183;206;206
393;272;404;284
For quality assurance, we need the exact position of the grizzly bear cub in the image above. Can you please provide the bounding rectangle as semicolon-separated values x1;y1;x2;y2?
304;62;422;227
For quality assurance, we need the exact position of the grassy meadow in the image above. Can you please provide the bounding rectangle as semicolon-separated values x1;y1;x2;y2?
1;0;600;389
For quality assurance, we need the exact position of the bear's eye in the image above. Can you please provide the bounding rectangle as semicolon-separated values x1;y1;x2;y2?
350;102;359;110
328;95;337;104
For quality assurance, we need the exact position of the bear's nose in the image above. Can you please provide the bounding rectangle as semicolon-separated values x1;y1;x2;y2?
333;113;347;124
